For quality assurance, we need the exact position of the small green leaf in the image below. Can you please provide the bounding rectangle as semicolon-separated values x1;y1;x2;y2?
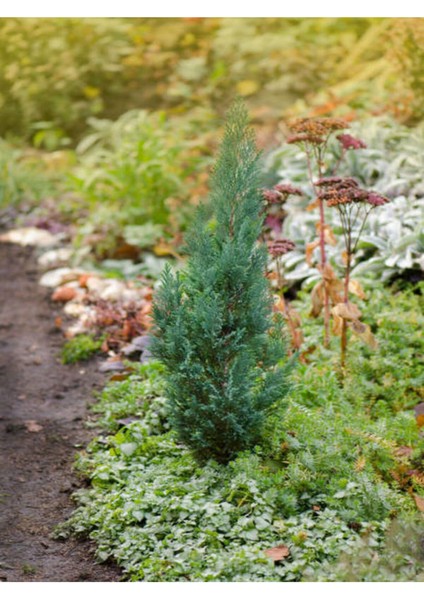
120;442;138;456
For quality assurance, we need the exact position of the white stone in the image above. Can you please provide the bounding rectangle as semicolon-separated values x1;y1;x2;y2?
0;227;59;247
39;267;84;288
37;247;74;268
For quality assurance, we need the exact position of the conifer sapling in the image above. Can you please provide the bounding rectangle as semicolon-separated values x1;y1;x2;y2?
152;101;293;463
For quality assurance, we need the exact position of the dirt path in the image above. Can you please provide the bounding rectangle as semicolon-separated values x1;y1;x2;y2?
0;242;121;582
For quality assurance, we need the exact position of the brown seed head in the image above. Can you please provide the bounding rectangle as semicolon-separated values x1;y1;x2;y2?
365;192;390;207
268;238;296;257
319;180;389;208
273;183;303;198
316;176;359;189
289;117;348;136
262;189;282;204
337;133;367;150
287;133;325;146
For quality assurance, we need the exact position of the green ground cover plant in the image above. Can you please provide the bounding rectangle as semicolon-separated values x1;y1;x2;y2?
61;334;104;364
58;280;424;580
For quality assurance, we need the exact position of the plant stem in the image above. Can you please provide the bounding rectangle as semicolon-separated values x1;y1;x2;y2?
319;196;331;347
340;207;352;375
306;145;330;347
317;147;331;347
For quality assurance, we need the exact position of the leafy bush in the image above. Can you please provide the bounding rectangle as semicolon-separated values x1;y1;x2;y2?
290;281;424;415
69;108;215;257
311;517;424;581
152;102;292;463
390;19;424;123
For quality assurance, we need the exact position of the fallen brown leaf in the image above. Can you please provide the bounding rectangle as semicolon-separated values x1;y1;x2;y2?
332;302;362;321
264;544;290;562
349;279;366;300
350;320;378;349
305;239;320;266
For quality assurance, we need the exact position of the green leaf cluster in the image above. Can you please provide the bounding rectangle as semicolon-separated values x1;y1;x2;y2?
1;18;417;144
61;334;103;364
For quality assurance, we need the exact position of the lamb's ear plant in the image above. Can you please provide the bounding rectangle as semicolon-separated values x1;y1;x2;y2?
152;100;293;464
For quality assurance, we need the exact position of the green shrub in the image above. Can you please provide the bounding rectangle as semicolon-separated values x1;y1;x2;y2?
152;102;293;463
70;108;215;257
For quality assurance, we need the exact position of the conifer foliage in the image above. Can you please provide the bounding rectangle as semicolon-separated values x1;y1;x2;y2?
152;101;292;463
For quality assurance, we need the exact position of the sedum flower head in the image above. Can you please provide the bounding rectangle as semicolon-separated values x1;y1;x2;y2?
262;189;282;204
263;183;303;205
287;117;349;147
273;183;303;197
337;133;367;150
317;177;389;208
268;237;296;257
366;192;390;207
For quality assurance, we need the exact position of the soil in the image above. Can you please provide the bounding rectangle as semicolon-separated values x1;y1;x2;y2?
0;242;121;582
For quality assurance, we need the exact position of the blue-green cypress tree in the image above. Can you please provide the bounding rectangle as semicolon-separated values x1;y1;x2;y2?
152;101;293;463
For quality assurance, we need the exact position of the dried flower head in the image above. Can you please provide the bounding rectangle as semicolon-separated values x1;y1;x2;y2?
287;133;325;146
262;189;282;204
263;184;303;205
290;117;348;136
273;183;303;198
268;238;296;257
317;178;390;208
337;133;367;150
316;176;359;189
366;192;390;207
324;193;356;207
287;117;348;147
316;117;349;132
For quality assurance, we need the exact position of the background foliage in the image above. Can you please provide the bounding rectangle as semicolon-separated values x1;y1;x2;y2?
1;17;423;145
